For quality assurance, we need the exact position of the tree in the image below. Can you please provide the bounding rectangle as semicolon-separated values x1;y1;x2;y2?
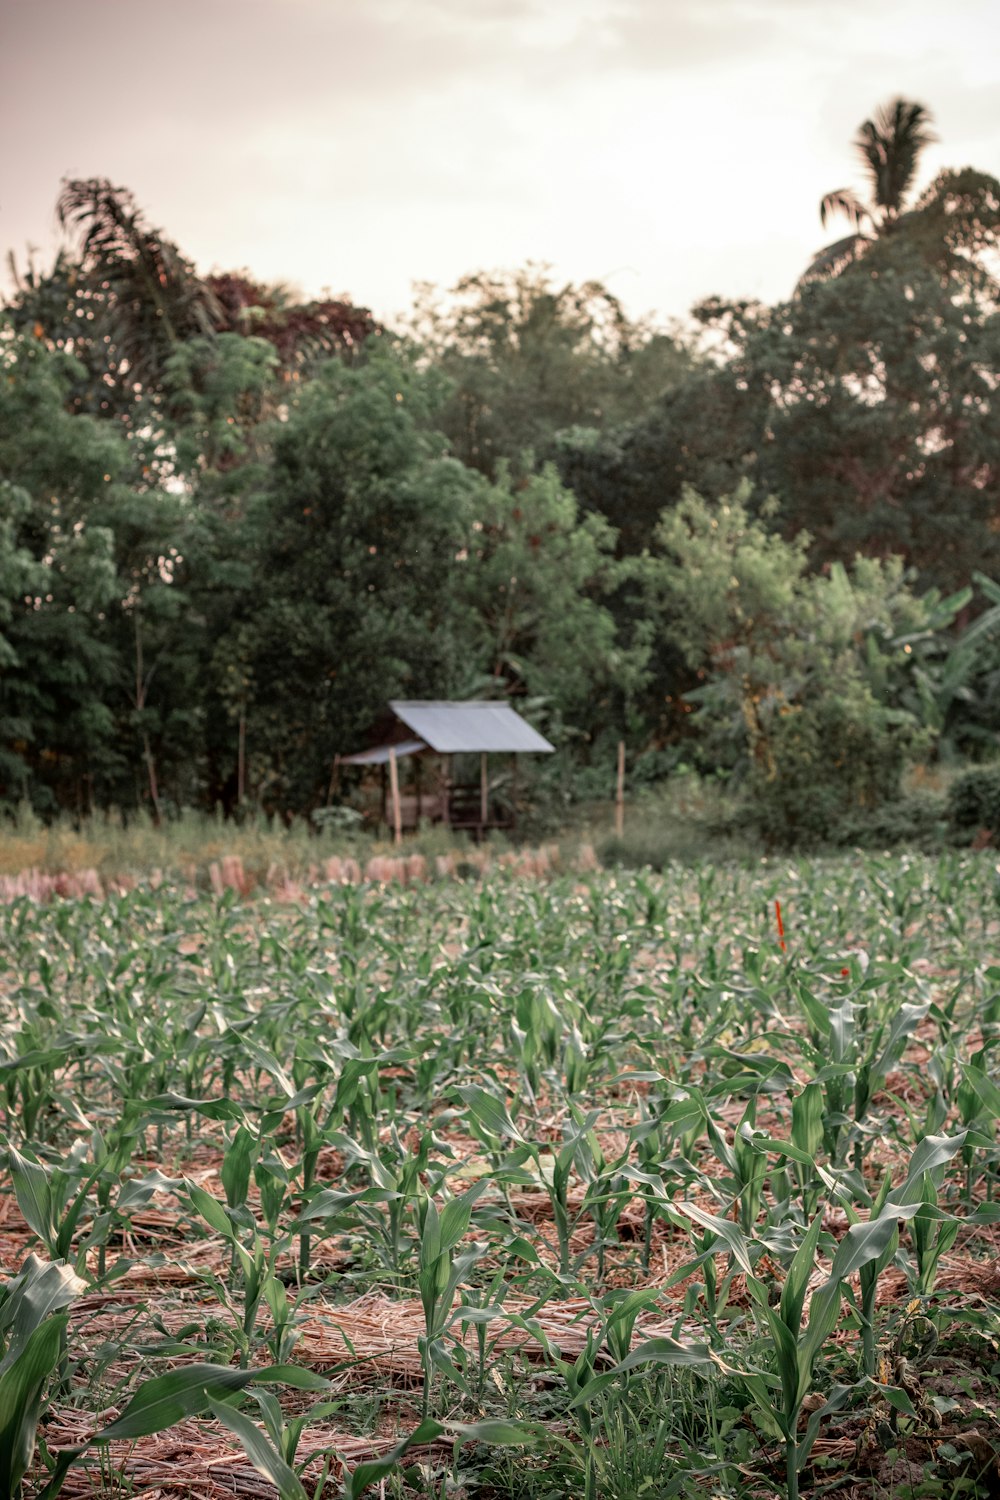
457;464;646;746
806;97;936;278
411;266;693;477
0;324;123;811
591;161;1000;595
211;348;478;809
206;272;378;373
644;488;933;843
54;178;222;405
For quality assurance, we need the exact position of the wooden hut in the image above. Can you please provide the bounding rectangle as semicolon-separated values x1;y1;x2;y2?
338;700;554;839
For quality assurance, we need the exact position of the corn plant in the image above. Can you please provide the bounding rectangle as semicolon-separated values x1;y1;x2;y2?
0;1255;84;1499
414;1185;488;1416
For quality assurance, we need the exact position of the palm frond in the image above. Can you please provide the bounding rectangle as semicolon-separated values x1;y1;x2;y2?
819;188;870;231
55;178;222;388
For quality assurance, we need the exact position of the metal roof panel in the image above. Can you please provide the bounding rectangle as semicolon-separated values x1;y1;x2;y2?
389;701;554;754
339;738;428;766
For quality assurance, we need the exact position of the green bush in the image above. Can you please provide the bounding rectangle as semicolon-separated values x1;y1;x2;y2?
736;688;914;848
835;790;949;850
947;766;1000;841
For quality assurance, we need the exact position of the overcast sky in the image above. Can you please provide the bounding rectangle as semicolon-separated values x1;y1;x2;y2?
3;0;999;328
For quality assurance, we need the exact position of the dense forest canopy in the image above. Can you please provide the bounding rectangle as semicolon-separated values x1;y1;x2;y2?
2;99;999;841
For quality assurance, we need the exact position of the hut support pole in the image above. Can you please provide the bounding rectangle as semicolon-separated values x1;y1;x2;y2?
615;739;625;838
480;752;488;833
389;747;403;847
238;711;246;806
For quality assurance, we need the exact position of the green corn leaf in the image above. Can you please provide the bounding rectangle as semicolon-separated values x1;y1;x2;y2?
892;1132;966;1199
438;1191;477;1254
185;1183;235;1240
456;1086;525;1144
6;1145;55;1247
221;1126;257;1210
117;1170;181;1213
233;1035;296;1099
962;1063;1000;1120
138;1093;248;1123
0;1312;68;1497
613;1334;739;1377
796;986;832;1039
207;1397;309;1500
873;1002;931;1077
0;1256;84;1374
674;1202;753;1275
794;1276;843;1405
93;1363;328;1442
445;1418;545;1445
828;1213;899;1282
874;1382;919;1418
746;1135;815;1168
293;1186;397;1226
828;1000;855;1061
748;1293;798;1415
790;1083;824;1160
780;1213;825;1338
341;1418;445;1498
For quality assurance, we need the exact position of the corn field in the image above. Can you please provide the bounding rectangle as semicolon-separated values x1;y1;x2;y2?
2;852;1000;1499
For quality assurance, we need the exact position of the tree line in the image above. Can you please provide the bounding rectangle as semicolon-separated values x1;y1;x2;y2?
2;100;999;841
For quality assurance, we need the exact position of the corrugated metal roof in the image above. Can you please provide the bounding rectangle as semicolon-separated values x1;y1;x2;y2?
390;701;554;754
339;738;428;766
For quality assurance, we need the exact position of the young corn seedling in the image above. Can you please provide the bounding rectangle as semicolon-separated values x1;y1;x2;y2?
0;1255;85;1500
3;1141;98;1278
184;1179;293;1368
415;1185;488;1418
299;1123;450;1286
720;1214;845;1500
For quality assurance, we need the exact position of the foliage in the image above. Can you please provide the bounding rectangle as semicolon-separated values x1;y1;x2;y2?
946;766;1000;841
643;489;933;843
2;148;1000;823
808;96;937;278
457;463;645;729
409;265;694;477
210;347;478;807
834;789;949;851
569;164;1000;595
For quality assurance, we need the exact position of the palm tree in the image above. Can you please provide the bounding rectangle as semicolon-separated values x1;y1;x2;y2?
804;98;936;278
56;178;221;394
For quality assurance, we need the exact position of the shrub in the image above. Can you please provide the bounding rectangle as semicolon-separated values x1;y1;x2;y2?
835;790;949;850
947;766;1000;841
737;687;914;848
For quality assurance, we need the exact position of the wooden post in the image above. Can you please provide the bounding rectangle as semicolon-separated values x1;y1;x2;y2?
326;753;341;807
615;739;625;838
480;752;488;832
389;747;402;847
237;710;246;807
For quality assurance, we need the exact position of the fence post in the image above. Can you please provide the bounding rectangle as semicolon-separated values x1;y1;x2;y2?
389;747;403;847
